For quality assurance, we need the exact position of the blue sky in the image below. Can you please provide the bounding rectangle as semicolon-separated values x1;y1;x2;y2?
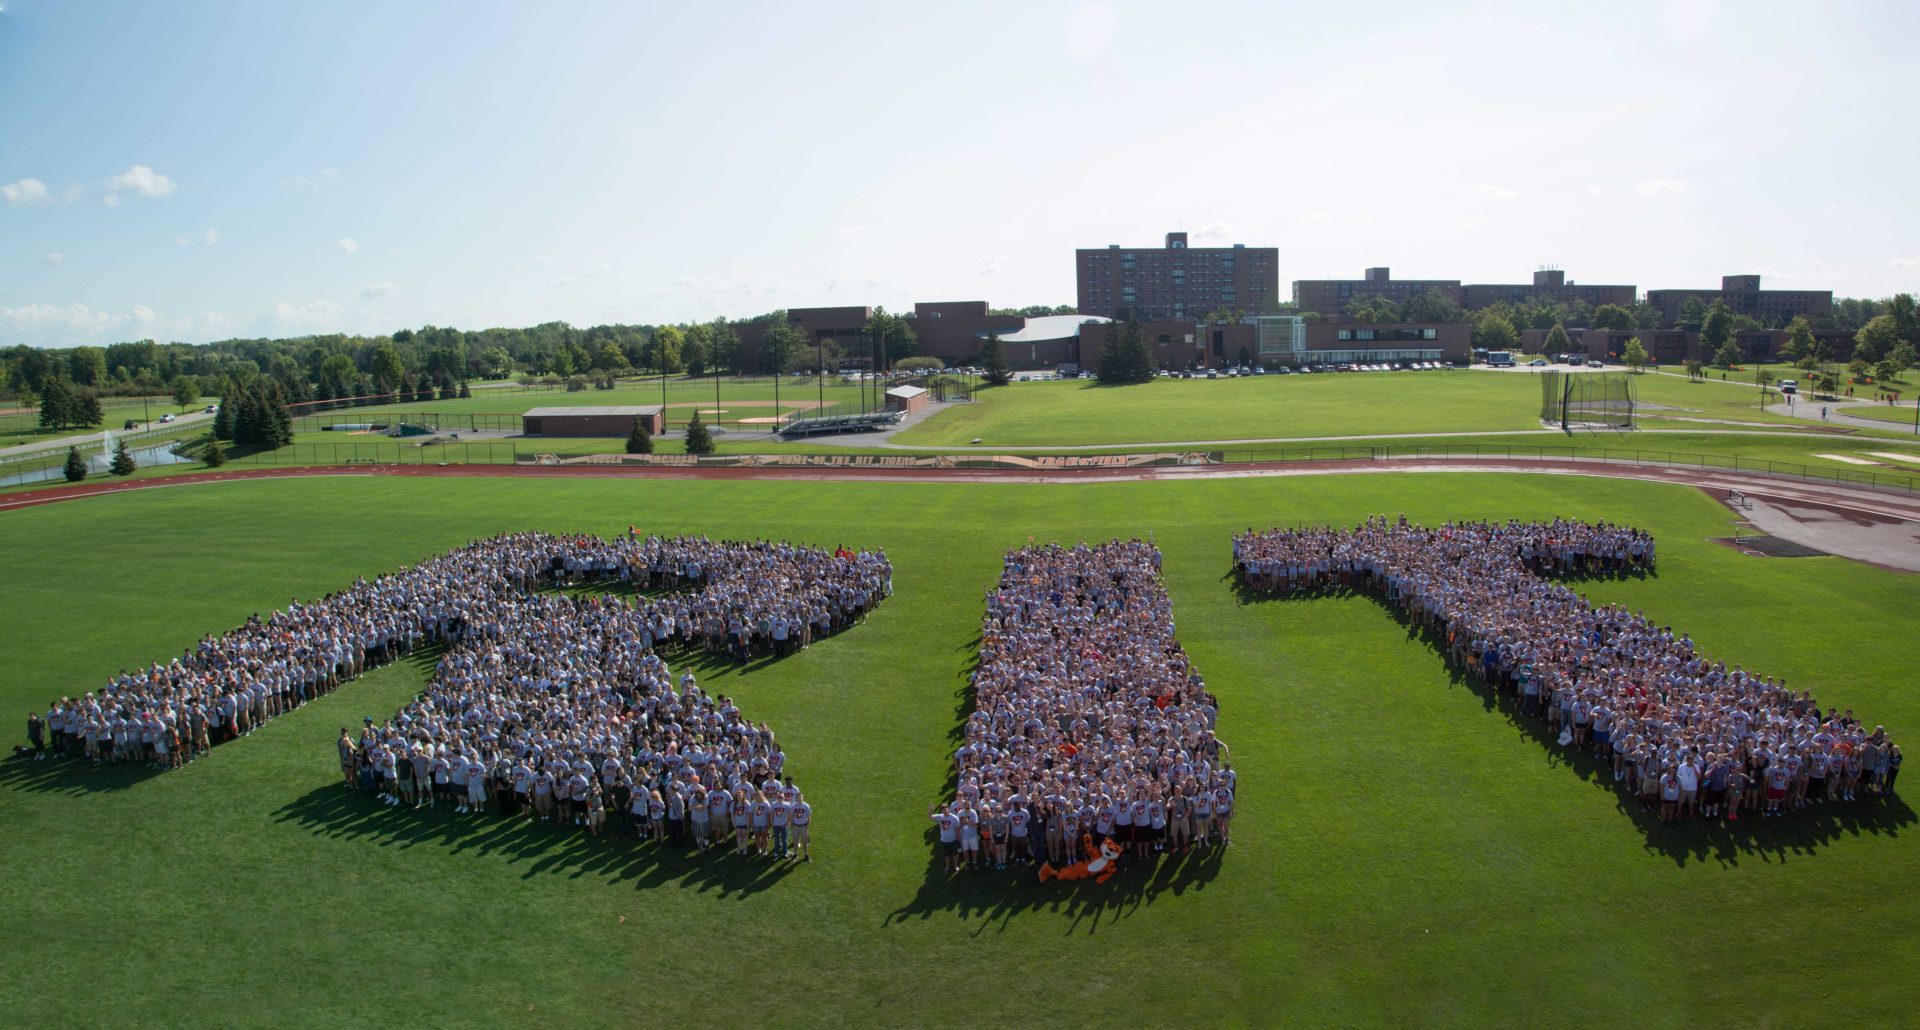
2;0;1917;347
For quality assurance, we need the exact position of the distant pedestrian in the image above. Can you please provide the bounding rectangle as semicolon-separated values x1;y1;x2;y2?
27;710;46;758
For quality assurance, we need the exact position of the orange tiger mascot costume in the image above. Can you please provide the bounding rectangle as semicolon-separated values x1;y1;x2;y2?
1038;835;1121;884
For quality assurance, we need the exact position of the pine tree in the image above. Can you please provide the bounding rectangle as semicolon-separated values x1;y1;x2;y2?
109;440;136;476
979;333;1012;386
38;377;73;430
72;388;103;427
1096;325;1130;381
683;411;715;456
626;419;653;454
203;436;226;467
212;397;235;441
62;446;86;482
1121;320;1155;381
264;383;294;448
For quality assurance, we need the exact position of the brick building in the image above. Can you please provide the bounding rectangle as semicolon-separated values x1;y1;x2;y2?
1292;267;1463;316
1645;274;1832;328
1459;269;1636;310
1076;232;1280;321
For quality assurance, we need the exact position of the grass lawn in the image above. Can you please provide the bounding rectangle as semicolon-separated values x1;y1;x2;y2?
1;473;1916;1026
304;376;878;428
892;373;1546;446
0;394;215;448
1833;402;1920;427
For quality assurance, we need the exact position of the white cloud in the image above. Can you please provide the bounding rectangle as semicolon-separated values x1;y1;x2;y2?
549;274;574;288
1635;178;1690;196
0;302;139;342
979;255;1005;278
272;299;345;330
44;252;63;265
336;237;360;255
1465;184;1519;200
2;177;49;206
204;229;221;246
102;193;121;208
826;278;843;291
132;304;157;324
838;225;866;237
1890;256;1920;270
388;247;405;257
1456;213;1487;231
104;165;176;200
363;281;398;298
1192;221;1235;242
533;254;551;263
175;235;190;246
582;263;612;278
1300;211;1330;225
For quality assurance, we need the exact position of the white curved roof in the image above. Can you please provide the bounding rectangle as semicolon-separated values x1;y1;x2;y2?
989;314;1110;343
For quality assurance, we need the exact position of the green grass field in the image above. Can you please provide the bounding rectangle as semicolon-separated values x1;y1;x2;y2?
2;472;1916;1027
888;370;1888;449
307;375;876;427
1834;402;1920;426
892;373;1547;446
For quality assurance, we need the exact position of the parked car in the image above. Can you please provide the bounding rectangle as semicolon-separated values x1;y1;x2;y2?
1587;359;1604;368
158;413;176;423
1205;369;1219;379
203;404;217;414
1528;358;1548;367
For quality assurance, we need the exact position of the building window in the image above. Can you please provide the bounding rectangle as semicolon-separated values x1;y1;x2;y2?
1338;330;1352;341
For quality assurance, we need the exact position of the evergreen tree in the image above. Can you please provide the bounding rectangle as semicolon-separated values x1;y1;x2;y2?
37;377;73;430
979;333;1012;386
212;396;234;441
109;440;136;476
1120;320;1155;381
683;411;714;456
204;436;226;467
62;446;86;483
264;382;294;448
232;389;263;448
71;388;103;428
1096;324;1130;381
625;419;653;454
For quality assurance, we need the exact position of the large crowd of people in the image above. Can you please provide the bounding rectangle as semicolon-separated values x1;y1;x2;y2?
1233;516;1900;821
32;531;892;859
933;541;1235;875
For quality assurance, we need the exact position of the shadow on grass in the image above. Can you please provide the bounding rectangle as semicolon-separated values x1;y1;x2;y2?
273;785;797;897
0;750;161;796
1232;573;1916;867
884;827;1226;935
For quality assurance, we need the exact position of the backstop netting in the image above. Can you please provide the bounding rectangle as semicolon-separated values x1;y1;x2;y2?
1540;371;1635;429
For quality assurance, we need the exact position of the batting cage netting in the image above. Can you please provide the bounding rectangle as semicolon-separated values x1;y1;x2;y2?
1540;371;1636;429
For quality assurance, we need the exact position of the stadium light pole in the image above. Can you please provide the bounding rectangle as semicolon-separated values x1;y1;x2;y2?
816;335;824;413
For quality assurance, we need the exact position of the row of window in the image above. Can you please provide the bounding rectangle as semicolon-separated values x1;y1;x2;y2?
1337;328;1440;341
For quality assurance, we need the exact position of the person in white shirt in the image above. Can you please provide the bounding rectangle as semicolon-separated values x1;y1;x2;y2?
789;792;812;862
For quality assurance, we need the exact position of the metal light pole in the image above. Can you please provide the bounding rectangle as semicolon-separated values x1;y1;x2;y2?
661;366;668;432
816;335;824;413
